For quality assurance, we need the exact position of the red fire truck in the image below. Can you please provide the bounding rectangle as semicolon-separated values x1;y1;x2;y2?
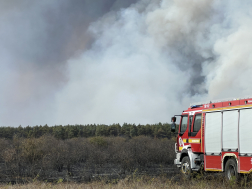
171;98;252;180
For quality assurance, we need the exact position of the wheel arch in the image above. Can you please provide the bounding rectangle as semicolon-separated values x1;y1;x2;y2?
222;153;238;172
180;149;189;162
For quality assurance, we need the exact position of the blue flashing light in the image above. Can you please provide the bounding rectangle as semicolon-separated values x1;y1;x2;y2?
191;105;201;108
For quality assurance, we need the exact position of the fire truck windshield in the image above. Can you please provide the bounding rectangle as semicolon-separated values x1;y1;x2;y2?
180;116;188;133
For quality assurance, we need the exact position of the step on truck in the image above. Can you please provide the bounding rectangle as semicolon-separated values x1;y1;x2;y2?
171;98;252;180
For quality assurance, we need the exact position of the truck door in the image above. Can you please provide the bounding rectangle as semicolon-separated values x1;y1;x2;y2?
189;113;202;152
178;115;189;151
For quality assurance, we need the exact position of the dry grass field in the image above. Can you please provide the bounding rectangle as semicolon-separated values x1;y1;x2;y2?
0;135;251;188
1;175;252;189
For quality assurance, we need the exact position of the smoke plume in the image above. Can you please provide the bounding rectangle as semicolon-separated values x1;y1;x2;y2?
0;0;251;126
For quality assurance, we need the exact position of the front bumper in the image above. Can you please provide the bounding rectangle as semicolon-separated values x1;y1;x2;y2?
174;158;181;167
174;152;181;167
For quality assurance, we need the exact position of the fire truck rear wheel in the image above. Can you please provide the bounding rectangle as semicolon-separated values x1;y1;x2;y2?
224;158;239;182
181;156;191;179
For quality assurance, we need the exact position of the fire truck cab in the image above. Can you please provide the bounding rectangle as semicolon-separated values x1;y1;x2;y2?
172;98;252;180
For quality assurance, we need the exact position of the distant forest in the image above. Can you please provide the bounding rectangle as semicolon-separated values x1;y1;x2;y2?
0;123;178;140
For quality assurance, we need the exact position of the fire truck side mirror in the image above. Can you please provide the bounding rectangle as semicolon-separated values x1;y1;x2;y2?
171;116;176;132
171;122;176;132
171;116;176;122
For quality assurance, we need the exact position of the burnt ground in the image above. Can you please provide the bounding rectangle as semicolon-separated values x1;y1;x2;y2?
0;163;180;184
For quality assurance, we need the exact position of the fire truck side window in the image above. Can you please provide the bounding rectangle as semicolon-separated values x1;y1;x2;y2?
180;116;188;133
193;114;202;132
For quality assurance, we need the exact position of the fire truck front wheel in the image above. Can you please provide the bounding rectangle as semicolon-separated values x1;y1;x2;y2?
224;158;239;182
181;156;191;179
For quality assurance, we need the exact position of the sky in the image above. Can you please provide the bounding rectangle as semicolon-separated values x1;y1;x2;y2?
0;0;252;127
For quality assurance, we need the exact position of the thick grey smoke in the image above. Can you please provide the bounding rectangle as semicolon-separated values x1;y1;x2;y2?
1;0;252;126
0;0;138;126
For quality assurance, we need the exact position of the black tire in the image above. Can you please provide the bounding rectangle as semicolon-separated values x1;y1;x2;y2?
181;156;191;179
224;158;239;182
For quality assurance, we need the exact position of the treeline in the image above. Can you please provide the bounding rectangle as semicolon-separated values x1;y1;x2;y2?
0;123;178;140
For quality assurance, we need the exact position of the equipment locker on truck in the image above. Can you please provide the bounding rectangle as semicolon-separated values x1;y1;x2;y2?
171;98;252;181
